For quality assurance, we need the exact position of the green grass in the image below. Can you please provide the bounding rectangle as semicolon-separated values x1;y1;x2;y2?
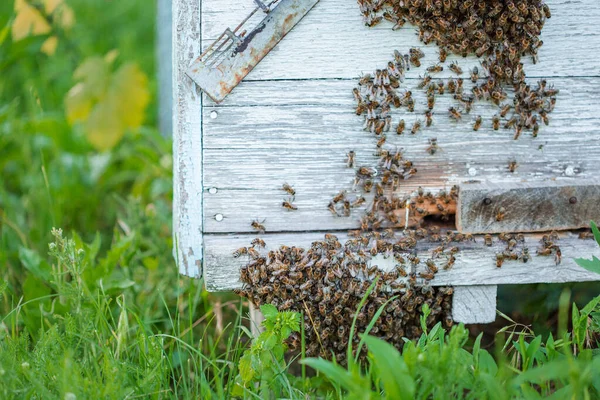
1;1;600;399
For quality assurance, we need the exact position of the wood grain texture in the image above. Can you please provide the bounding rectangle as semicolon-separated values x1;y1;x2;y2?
203;78;600;234
199;0;600;83
204;231;600;291
457;180;600;234
173;0;203;277
452;286;497;324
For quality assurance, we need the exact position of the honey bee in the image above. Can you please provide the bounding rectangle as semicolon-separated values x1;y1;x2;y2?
537;247;552;256
427;94;436;110
346;151;355;168
409;55;421;68
426;138;439;155
473;115;482;131
470;66;479;83
484;234;493;246
424;111;433;127
496;253;504;268
438;47;448;63
508;160;518;173
282;183;295;196
247;247;261;259
449;61;463;75
542;3;551;19
363;179;374;193
251;238;266;248
443;255;456;270
233;247;248;258
447;79;456;94
282;198;298;211
579;231;594;240
500;104;511;118
492;114;500;130
419;271;435;280
448;107;462;121
376;135;387;148
495;206;506;222
437;81;445;95
520;247;531;263
411;120;422;135
532;123;539;138
396;119;405;135
427;64;444;73
554;246;562;265
251;219;266;233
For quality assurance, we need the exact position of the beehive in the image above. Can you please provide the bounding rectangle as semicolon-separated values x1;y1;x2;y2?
173;0;600;323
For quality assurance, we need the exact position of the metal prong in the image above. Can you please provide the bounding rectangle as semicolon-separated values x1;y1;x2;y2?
254;0;270;13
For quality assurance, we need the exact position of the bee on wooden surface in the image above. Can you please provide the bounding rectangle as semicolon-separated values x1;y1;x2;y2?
410;47;425;59
449;61;463;75
426;138;440;155
438;47;448;63
537;247;552;256
520;247;531;263
443;255;456;270
396;119;406;135
233;247;248;258
425;111;433;127
473;116;482;131
346;151;355;168
554;246;562;265
470;66;479;83
411;120;422;135
363;179;374;193
579;231;595;240
508;160;518;173
282;183;296;196
484;234;493;247
251;238;266;248
500;104;511;118
409;54;421;68
447;79;457;94
251;219;266;233
427;94;436;110
247;247;261;259
406;98;415;112
495;206;506;222
492;114;500;130
282;198;298;211
376;135;387;148
427;64;444;73
542;3;551;19
425;259;439;273
496;253;505;268
532;123;539;138
448;107;462;121
419;271;435;280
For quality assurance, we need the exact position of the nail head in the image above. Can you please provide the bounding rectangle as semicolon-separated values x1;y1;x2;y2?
209;187;218;194
569;196;577;204
210;111;218;119
215;213;224;222
483;198;492;206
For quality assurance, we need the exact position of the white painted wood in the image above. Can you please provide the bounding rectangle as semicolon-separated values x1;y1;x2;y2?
452;285;498;324
249;303;265;337
202;77;600;233
158;0;173;136
173;0;203;277
204;231;600;291
452;286;497;324
199;0;600;83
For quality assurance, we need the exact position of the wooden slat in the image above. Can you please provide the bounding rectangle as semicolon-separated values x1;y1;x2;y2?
173;0;203;277
204;231;600;291
457;180;600;234
199;0;600;83
452;286;497;324
203;78;600;233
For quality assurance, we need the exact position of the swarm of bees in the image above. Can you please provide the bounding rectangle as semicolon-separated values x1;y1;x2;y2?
494;232;530;267
355;0;558;140
536;231;562;265
235;229;457;363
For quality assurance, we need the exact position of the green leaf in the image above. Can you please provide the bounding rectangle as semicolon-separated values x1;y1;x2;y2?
302;358;368;394
580;295;600;317
575;256;600;274
363;335;415;400
512;360;573;386
260;304;278;320
525;336;542;370
478;350;498;376
239;353;254;383
19;247;52;283
591;220;600;246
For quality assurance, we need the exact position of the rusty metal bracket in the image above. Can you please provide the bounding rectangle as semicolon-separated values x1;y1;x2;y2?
186;0;320;103
456;180;600;234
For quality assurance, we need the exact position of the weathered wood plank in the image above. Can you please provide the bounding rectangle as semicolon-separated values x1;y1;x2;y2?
173;0;203;277
202;77;600;234
204;231;600;291
199;0;600;83
452;286;497;324
457;180;600;234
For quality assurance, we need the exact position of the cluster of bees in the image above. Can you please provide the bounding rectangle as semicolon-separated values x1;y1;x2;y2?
235;230;455;362
356;0;558;140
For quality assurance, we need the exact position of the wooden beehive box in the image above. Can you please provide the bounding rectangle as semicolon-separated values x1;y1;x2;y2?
173;0;600;323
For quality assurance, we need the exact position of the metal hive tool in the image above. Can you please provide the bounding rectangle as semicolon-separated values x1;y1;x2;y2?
186;0;320;103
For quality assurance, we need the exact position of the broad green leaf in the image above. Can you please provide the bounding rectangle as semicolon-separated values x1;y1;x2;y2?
363;335;415;400
525;336;542;370
19;247;52;283
302;358;369;395
575;256;600;274
239;353;254;383
512;360;573;386
478;350;498;376
65;55;149;151
260;304;278;320
580;295;600;317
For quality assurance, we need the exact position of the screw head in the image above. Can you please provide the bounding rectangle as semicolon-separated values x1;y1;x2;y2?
215;214;224;222
569;196;578;204
210;111;218;119
208;187;218;194
483;198;492;206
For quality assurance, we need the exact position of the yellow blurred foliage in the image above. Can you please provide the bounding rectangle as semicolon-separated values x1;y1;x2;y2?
65;54;150;152
12;0;75;55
